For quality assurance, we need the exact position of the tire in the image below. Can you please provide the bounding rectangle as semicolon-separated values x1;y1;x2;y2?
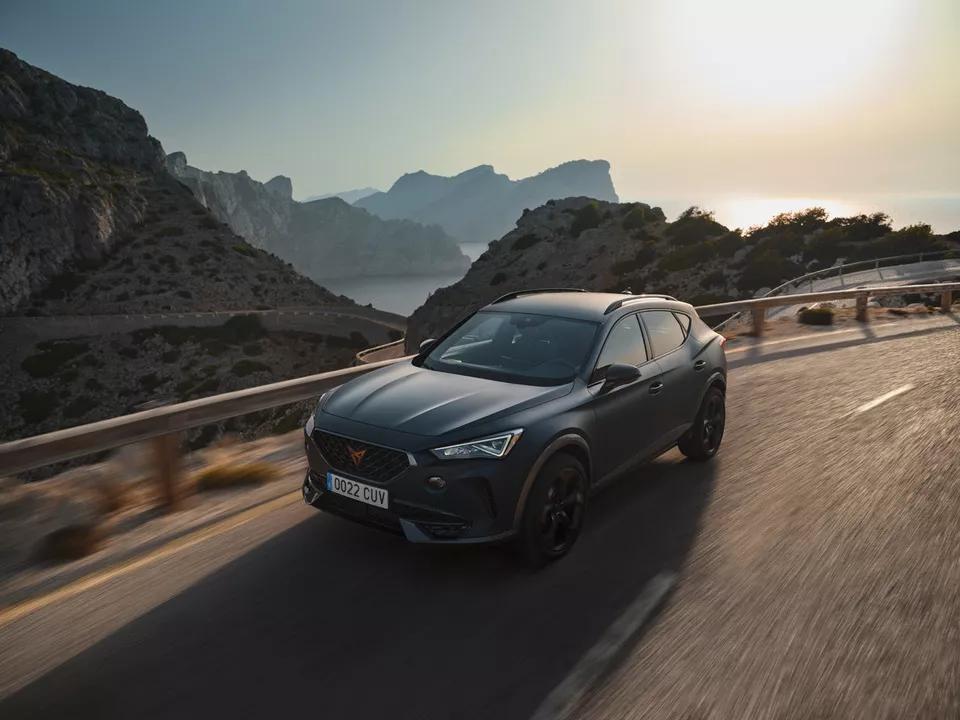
678;385;725;461
516;453;587;568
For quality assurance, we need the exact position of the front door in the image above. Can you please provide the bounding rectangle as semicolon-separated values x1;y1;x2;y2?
588;313;666;481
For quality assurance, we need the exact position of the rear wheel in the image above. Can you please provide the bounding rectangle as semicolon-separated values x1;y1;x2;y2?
678;386;725;461
516;453;587;568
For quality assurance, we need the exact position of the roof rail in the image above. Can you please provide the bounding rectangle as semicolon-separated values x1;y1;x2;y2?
490;288;586;304
604;294;678;314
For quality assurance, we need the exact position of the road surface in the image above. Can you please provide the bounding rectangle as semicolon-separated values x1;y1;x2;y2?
1;314;959;719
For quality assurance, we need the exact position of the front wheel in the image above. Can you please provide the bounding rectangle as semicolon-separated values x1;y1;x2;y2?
516;453;587;568
678;386;725;461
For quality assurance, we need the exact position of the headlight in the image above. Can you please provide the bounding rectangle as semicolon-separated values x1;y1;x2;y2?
305;413;315;436
430;429;523;460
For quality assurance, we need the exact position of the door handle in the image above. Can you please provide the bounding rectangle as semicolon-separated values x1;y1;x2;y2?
649;381;664;395
693;360;706;371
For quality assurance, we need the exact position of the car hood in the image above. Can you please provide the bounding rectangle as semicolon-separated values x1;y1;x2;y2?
322;361;571;437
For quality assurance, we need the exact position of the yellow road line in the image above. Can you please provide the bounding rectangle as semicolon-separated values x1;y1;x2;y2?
0;491;301;628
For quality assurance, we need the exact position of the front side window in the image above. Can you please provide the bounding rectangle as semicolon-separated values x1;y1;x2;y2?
642;310;686;358
593;314;648;381
422;311;598;385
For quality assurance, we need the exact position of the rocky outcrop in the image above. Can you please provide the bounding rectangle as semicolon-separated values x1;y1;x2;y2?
406;200;960;352
0;48;165;313
356;160;619;245
166;154;471;280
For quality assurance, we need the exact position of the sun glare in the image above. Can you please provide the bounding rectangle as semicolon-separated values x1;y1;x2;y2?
660;0;915;109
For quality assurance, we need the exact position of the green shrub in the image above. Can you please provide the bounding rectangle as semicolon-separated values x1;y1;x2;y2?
19;390;58;424
41;271;85;299
667;207;727;245
233;244;257;258
611;246;657;276
660;242;715;272
155;225;185;237
272;409;306;435
622;205;651;230
512;233;542;251
702;270;726;287
570;203;602;237
715;232;743;258
193;377;220;394
21;341;90;378
231;359;270;377
64;395;98;418
161;349;181;363
738;250;802;292
798;307;834;325
139;372;164;390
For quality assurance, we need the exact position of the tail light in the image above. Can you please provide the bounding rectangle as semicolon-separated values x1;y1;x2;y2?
718;335;728;348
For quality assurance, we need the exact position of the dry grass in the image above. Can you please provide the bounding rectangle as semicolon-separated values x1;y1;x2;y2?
193;460;279;491
35;524;103;563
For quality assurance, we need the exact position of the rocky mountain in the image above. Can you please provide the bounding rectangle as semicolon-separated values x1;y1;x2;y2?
0;49;395;450
406;198;960;351
303;187;379;204
166;153;470;280
356;160;619;245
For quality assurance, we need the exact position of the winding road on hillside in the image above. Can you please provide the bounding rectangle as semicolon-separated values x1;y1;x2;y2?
1;314;959;719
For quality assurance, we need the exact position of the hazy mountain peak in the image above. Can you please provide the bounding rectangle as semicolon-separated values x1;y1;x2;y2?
356;159;619;244
264;175;293;200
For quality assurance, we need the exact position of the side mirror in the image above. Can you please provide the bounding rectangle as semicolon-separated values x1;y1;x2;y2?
419;338;436;354
602;362;640;391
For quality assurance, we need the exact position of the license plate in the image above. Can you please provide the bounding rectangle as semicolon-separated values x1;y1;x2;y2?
326;472;389;509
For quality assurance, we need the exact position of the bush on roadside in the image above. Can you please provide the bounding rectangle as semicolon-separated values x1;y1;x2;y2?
194;460;279;491
798;307;834;325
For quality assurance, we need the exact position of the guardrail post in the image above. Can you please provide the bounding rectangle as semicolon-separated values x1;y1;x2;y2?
750;307;765;336
855;293;869;322
943;291;954;312
151;432;183;512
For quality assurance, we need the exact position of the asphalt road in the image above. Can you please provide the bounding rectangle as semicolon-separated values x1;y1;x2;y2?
2;316;959;719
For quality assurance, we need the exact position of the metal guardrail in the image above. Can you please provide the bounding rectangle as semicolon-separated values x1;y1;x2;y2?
355;337;406;365
715;249;960;330
0;282;957;481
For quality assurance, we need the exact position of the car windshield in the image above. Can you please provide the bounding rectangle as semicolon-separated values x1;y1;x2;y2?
421;311;599;385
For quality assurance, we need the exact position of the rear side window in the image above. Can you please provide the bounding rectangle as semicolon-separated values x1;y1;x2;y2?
673;312;691;337
593;314;648;380
642;310;686;358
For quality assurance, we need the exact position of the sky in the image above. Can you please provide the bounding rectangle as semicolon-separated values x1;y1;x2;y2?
3;0;959;229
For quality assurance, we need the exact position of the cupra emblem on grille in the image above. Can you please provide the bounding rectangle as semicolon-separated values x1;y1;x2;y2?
347;446;367;467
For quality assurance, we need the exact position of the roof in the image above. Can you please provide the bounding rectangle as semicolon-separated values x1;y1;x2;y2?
483;291;683;321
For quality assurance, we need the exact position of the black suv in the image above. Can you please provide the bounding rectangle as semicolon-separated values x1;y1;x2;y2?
303;289;727;565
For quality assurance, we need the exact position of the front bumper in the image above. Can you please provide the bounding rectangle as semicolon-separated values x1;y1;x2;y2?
302;426;531;544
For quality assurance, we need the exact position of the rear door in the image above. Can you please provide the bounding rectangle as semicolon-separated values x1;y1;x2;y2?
588;313;665;481
638;310;700;442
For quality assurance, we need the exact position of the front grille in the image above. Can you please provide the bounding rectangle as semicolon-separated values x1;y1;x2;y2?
312;430;410;483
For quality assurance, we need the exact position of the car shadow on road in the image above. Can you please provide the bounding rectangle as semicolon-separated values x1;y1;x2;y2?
2;454;716;720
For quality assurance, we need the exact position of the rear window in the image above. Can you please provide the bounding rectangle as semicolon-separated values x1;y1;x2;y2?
642;310;686;358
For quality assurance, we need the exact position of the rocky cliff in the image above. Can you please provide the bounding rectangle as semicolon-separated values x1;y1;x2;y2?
0;48;166;313
406;199;960;351
356;159;619;246
166;153;470;280
0;50;392;450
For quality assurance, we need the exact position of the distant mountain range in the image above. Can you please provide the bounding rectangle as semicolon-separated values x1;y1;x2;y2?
303;187;380;204
356;160;619;245
166;154;470;280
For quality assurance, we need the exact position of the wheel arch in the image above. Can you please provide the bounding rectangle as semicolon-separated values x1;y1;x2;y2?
511;432;591;531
